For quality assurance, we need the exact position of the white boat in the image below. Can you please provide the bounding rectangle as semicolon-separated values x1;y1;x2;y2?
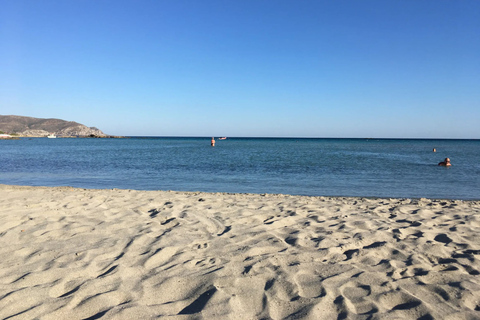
47;134;56;138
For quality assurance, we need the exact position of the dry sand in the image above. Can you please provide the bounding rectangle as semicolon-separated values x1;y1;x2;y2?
1;184;479;319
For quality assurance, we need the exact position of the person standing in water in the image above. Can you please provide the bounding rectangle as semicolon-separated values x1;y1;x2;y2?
211;137;215;147
438;158;451;167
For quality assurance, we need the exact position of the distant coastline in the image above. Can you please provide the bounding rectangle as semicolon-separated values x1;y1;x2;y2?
0;115;122;138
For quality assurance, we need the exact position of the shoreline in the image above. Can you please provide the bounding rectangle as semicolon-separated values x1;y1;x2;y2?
2;183;480;203
1;184;479;319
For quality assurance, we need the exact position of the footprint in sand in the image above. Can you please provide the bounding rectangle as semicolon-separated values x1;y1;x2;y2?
434;233;452;245
294;273;326;298
148;209;160;219
377;290;425;314
194;257;217;268
263;216;276;225
264;277;299;302
307;214;325;224
193;242;208;250
340;284;377;315
148;201;175;219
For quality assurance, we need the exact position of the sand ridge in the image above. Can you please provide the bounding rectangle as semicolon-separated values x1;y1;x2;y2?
0;185;479;319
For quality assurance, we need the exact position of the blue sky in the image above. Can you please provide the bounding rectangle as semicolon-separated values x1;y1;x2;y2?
1;0;479;138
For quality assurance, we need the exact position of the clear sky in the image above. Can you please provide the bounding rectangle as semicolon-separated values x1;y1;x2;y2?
1;0;479;138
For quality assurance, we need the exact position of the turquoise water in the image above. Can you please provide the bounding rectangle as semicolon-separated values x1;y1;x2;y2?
1;137;479;200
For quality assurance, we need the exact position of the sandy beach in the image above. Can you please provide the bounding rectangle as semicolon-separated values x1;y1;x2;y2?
0;184;479;319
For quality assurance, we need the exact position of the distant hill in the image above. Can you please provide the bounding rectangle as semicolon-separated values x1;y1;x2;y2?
0;115;109;137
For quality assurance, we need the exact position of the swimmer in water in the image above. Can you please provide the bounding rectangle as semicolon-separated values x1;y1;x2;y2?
211;137;215;147
438;158;451;167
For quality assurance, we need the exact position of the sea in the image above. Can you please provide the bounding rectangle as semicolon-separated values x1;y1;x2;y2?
1;137;479;200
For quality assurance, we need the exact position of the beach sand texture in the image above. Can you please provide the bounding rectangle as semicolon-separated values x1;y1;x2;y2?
1;185;479;319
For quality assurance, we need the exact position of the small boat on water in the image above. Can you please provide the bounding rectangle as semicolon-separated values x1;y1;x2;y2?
47;134;57;138
218;137;227;140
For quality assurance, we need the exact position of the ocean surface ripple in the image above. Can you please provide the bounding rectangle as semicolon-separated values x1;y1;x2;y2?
1;137;479;200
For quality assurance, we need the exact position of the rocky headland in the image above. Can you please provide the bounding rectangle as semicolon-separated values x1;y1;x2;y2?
0;115;119;138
